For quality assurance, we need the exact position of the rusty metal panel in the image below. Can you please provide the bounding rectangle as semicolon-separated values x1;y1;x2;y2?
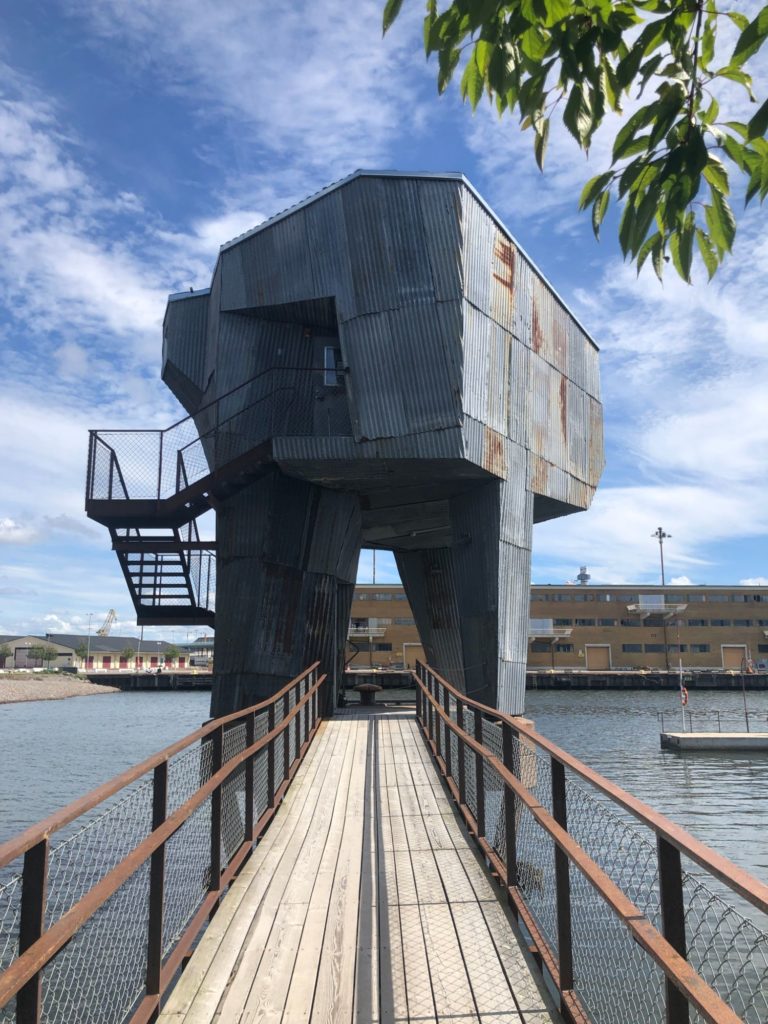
567;381;588;481
389;303;462;434
507;337;530;446
489;227;516;335
512;254;533;348
499;445;530;546
417;179;463;302
487;322;512;435
461;190;494;316
342;312;406;440
588;394;605;484
462;301;490;425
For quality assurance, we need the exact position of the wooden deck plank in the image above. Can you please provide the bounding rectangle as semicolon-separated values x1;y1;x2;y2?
213;722;360;1023
354;718;379;1024
160;708;559;1024
203;726;356;1023
303;719;369;1024
160;723;340;1020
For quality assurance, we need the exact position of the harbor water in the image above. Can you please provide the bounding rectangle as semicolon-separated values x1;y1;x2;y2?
1;687;767;881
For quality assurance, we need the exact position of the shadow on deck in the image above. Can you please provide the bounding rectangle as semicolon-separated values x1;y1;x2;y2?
159;706;559;1023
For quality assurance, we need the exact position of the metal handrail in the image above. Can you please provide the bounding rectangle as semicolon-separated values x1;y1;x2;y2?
413;661;767;1024
0;663;326;1024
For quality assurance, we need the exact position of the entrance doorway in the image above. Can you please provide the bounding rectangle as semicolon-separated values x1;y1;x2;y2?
585;645;611;671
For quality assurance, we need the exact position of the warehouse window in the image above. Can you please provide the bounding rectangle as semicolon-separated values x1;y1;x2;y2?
758;644;768;653
733;619;751;627
598;618;617;626
691;644;710;653
644;644;665;653
710;619;731;627
575;618;595;626
530;642;551;652
555;643;573;652
554;618;572;626
622;644;642;653
687;619;708;627
374;643;392;652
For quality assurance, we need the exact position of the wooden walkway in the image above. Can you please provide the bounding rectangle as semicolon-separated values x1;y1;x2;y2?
159;707;560;1024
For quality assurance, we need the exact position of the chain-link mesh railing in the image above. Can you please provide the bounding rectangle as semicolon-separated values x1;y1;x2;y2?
0;664;324;1024
86;368;353;503
414;662;768;1024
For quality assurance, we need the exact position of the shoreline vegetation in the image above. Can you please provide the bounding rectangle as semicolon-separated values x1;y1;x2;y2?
0;672;119;704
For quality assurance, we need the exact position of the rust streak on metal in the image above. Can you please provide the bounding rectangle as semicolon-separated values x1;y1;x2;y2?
532;294;543;352
492;239;516;294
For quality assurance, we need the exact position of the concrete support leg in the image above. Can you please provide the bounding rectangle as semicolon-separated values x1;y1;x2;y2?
211;470;361;717
396;478;532;714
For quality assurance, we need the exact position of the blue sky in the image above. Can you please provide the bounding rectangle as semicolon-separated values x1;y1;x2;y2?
1;1;768;642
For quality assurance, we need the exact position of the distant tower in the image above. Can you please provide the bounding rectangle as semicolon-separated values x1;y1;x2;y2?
576;566;591;586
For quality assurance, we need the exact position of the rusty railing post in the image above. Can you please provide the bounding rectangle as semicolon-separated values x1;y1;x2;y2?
658;837;690;1024
474;711;485;838
551;758;574;998
443;686;452;778
283;693;291;778
17;838;49;1024
435;680;443;762
209;727;223;894
456;700;466;809
294;683;302;758
502;721;518;902
267;704;276;808
146;760;168;1003
245;713;255;841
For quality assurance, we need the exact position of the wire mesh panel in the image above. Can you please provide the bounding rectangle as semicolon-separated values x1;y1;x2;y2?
42;862;151;1024
415;663;768;1024
0;665;324;1024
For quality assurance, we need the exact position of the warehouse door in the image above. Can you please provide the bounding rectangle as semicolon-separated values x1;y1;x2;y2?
722;645;747;670
585;645;611;670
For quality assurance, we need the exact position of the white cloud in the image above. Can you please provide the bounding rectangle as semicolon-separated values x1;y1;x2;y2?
68;0;428;175
740;577;768;587
0;518;38;544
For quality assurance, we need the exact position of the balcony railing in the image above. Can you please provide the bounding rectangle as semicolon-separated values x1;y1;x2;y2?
86;367;352;504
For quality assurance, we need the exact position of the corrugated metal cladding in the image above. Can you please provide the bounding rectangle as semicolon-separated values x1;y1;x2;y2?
163;293;208;394
395;547;466;691
145;171;604;716
417;179;463;302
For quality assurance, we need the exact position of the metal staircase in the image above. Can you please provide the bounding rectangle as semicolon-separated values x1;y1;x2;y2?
86;367;351;627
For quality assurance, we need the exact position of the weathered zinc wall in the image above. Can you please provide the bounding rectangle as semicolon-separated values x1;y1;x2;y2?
162;172;603;716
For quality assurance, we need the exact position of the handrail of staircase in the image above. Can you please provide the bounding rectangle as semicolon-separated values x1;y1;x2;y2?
86;365;343;503
413;661;768;1024
0;663;326;1024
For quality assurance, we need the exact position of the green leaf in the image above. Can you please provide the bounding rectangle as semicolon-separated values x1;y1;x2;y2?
534;117;549;169
696;228;718;280
702;157;729;195
461;52;485;108
669;214;694;283
705;190;736;251
579;171;614;210
652;235;666;281
563;83;593;148
732;7;768;66
716;66;756;101
618;200;635;257
747;97;768;140
637;231;662;274
727;11;750;33
382;0;404;34
474;38;495;76
592;190;610;239
437;46;461;93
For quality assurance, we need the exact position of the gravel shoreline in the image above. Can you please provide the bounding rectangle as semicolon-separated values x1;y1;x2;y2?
0;674;119;704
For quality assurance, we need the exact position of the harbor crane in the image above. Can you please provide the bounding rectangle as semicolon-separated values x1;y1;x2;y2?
96;609;117;637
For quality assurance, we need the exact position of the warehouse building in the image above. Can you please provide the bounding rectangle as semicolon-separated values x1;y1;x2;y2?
347;581;768;673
